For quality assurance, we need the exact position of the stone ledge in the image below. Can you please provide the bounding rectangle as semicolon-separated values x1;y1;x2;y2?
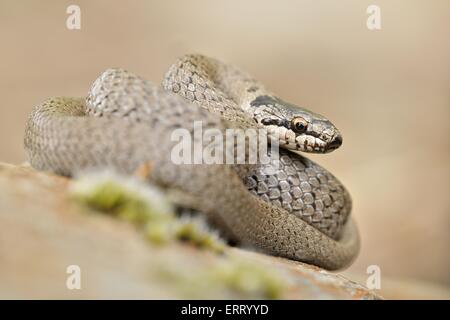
0;162;380;299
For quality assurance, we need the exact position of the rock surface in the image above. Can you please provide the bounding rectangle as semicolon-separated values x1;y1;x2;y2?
0;162;382;299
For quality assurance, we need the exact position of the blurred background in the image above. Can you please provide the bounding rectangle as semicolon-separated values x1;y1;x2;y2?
0;0;448;293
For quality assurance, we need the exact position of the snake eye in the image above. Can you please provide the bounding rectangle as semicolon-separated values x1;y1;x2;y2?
291;117;308;134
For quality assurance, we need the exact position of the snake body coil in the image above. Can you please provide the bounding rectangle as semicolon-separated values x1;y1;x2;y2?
24;55;359;270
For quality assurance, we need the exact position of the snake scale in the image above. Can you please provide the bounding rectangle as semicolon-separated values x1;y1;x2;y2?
24;54;359;270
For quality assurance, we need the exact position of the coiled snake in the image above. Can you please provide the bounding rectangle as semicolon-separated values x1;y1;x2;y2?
24;54;359;270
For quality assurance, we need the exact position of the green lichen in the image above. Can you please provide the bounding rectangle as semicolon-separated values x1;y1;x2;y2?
70;173;173;225
158;257;288;299
144;220;175;245
209;259;287;299
70;171;225;252
174;218;225;254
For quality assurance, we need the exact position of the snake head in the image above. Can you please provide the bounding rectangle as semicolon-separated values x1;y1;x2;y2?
251;95;342;153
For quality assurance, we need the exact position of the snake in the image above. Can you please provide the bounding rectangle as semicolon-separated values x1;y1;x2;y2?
24;54;359;270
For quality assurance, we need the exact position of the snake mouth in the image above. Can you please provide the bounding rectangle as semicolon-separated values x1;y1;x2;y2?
265;126;325;153
294;136;327;153
267;128;344;153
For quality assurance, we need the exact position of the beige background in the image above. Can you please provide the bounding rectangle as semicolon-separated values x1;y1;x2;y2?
0;1;449;287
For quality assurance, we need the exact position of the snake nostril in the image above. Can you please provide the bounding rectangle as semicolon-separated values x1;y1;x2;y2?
329;136;343;149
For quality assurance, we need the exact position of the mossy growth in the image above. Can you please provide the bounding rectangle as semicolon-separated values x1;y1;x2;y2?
158;257;288;299
174;218;225;254
209;259;288;299
71;172;173;225
70;171;225;252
